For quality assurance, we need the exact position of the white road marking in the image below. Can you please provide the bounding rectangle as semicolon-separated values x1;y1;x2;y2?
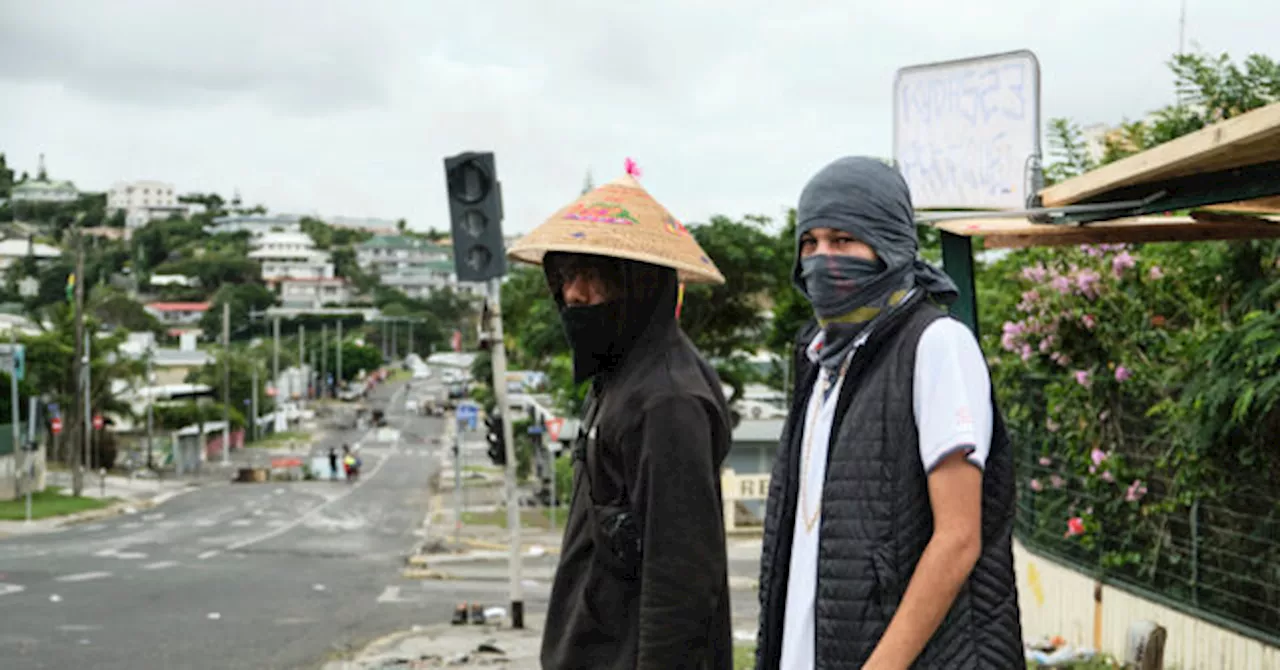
58;624;102;632
120;522;143;529
0;583;25;596
312;583;326;591
376;586;404;603
57;572;112;583
227;451;392;551
81;524;107;531
273;488;285;496
142;513;165;521
95;548;147;560
207;612;221;620
197;550;220;560
49;594;62;602
194;519;217;527
229;519;253;527
142;561;179;570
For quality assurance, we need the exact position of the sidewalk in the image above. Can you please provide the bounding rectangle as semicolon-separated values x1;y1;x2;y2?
0;470;208;537
324;615;544;669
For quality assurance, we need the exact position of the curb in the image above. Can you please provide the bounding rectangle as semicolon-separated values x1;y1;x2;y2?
402;567;452;580
459;538;561;555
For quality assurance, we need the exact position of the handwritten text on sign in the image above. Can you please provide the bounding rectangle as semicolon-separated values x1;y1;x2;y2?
894;51;1041;211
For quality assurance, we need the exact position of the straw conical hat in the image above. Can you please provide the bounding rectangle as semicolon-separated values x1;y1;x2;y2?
507;170;725;285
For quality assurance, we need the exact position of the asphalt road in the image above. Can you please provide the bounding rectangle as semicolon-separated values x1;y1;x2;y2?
0;377;549;670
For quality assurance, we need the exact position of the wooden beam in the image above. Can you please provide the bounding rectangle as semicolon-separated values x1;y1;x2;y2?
1039;102;1280;208
934;214;1280;249
1203;196;1280;214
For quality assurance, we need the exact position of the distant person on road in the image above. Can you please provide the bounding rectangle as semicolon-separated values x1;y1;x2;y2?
507;160;734;670
753;157;1022;669
342;444;359;482
328;446;340;481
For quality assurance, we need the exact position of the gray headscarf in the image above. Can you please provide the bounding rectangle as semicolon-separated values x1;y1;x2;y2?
793;156;958;371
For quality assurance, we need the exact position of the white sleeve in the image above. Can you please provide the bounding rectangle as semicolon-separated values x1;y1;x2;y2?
912;318;993;473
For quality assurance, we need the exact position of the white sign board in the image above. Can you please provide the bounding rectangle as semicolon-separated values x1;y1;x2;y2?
893;50;1041;211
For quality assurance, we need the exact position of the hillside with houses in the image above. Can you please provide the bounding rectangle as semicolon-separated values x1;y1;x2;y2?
0;151;501;484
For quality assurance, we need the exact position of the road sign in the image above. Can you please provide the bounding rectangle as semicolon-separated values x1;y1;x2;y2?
456;403;478;431
545;417;565;442
50;417;62;435
0;343;25;381
93;414;104;431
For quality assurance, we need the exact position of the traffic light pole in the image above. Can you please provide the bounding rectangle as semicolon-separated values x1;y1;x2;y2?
486;277;524;629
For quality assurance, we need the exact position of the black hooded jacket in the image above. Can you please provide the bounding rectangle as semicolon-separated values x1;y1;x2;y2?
540;257;734;670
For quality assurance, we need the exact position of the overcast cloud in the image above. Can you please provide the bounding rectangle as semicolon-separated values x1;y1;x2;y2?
0;0;1273;233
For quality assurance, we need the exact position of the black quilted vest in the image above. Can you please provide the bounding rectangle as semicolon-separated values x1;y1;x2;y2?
755;300;1022;669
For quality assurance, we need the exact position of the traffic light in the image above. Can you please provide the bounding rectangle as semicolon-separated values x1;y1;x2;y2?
444;151;507;283
485;414;506;465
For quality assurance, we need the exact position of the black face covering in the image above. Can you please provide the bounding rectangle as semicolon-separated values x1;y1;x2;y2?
559;300;625;383
544;252;678;384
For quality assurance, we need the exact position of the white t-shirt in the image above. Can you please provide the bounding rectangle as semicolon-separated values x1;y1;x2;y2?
777;317;993;669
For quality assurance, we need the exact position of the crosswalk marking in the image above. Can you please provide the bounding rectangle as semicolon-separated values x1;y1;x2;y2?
57;571;112;582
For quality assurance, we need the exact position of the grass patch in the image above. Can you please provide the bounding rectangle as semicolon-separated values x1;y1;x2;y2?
387;368;414;384
0;486;117;521
461;508;558;530
247;430;312;449
734;644;755;669
463;464;500;474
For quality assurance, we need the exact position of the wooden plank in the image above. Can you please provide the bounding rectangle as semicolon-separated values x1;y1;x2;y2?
1039;102;1280;207
934;214;1280;249
1203;196;1280;214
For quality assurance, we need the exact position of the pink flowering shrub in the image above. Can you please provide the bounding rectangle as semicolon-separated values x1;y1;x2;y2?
978;237;1280;633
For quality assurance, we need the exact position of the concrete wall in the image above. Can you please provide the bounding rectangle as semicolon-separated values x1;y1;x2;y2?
0;446;46;500
1015;540;1280;669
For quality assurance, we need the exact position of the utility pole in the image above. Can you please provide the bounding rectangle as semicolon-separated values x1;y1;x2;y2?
71;239;86;496
335;320;343;394
26;396;35;523
251;364;259;442
298;325;306;399
321;324;328;399
9;328;20;501
272;316;283;432
272;317;281;384
391;321;398;362
408;320;414;358
486;278;523;629
146;355;155;469
381;321;388;362
221;302;230;465
83;332;91;476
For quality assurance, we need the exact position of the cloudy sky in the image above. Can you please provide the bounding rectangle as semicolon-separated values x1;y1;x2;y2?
0;1;1273;234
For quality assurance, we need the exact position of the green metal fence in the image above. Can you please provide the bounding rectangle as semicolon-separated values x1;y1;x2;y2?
1011;422;1280;647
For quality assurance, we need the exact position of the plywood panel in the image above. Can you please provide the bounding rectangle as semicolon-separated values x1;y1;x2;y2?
1039;102;1280;208
934;213;1280;249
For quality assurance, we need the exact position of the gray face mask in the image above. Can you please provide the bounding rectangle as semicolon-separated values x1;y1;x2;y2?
798;253;915;371
798;254;886;320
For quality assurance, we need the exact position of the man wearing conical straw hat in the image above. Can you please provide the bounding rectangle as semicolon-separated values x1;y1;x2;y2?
508;159;734;670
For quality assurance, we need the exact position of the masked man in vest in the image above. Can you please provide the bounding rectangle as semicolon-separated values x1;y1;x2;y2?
754;157;1021;669
507;163;734;670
